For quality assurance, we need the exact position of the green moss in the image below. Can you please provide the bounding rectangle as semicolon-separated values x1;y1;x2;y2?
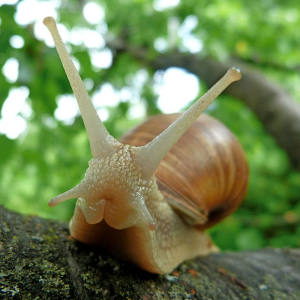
1;207;300;299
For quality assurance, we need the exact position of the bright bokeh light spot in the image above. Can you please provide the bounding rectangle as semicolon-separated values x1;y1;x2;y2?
0;0;18;6
15;0;59;25
20;99;33;118
1;87;30;117
127;102;146;119
9;35;25;49
120;87;132;101
0;86;30;139
84;78;94;91
69;28;106;49
179;15;203;53
125;69;149;91
97;108;109;121
2;58;19;83
154;15;202;53
154;37;168;52
83;30;105;48
92;83;120;107
154;67;199;113
54;94;79;125
182;36;202;53
180;15;198;33
90;49;113;69
153;0;180;11
0;116;27;139
83;2;105;24
69;28;83;46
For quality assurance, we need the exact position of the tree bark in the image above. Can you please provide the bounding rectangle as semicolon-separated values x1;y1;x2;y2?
109;39;300;170
1;205;300;300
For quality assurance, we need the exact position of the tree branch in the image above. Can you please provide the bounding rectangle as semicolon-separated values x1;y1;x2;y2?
1;206;300;299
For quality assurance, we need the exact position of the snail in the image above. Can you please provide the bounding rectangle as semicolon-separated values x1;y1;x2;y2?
43;17;248;274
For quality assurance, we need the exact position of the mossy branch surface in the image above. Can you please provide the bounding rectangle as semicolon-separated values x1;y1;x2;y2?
0;205;299;299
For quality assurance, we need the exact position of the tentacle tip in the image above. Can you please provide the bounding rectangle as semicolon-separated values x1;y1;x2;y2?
48;198;57;207
228;67;242;82
43;17;56;29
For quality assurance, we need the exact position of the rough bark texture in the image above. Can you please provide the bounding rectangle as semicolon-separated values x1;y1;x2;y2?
109;40;300;170
1;205;300;300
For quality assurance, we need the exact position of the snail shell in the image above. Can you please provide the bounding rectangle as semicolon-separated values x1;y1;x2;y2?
120;113;249;229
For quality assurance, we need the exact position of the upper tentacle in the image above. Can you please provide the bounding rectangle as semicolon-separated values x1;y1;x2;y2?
135;68;241;177
43;17;120;158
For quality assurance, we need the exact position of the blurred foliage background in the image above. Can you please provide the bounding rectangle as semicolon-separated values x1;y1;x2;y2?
0;0;300;252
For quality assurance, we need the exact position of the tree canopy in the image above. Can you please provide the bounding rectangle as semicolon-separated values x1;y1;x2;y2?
0;0;299;252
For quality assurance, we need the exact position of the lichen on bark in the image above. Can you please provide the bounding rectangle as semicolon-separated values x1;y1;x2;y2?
1;205;300;299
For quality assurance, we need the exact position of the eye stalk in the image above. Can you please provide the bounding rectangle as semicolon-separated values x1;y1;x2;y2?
43;17;120;158
135;68;241;177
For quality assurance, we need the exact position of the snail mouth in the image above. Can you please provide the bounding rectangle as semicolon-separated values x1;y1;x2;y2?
78;195;134;229
78;198;107;225
77;193;156;231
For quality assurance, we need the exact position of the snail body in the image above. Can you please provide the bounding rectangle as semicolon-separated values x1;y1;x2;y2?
44;17;248;274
